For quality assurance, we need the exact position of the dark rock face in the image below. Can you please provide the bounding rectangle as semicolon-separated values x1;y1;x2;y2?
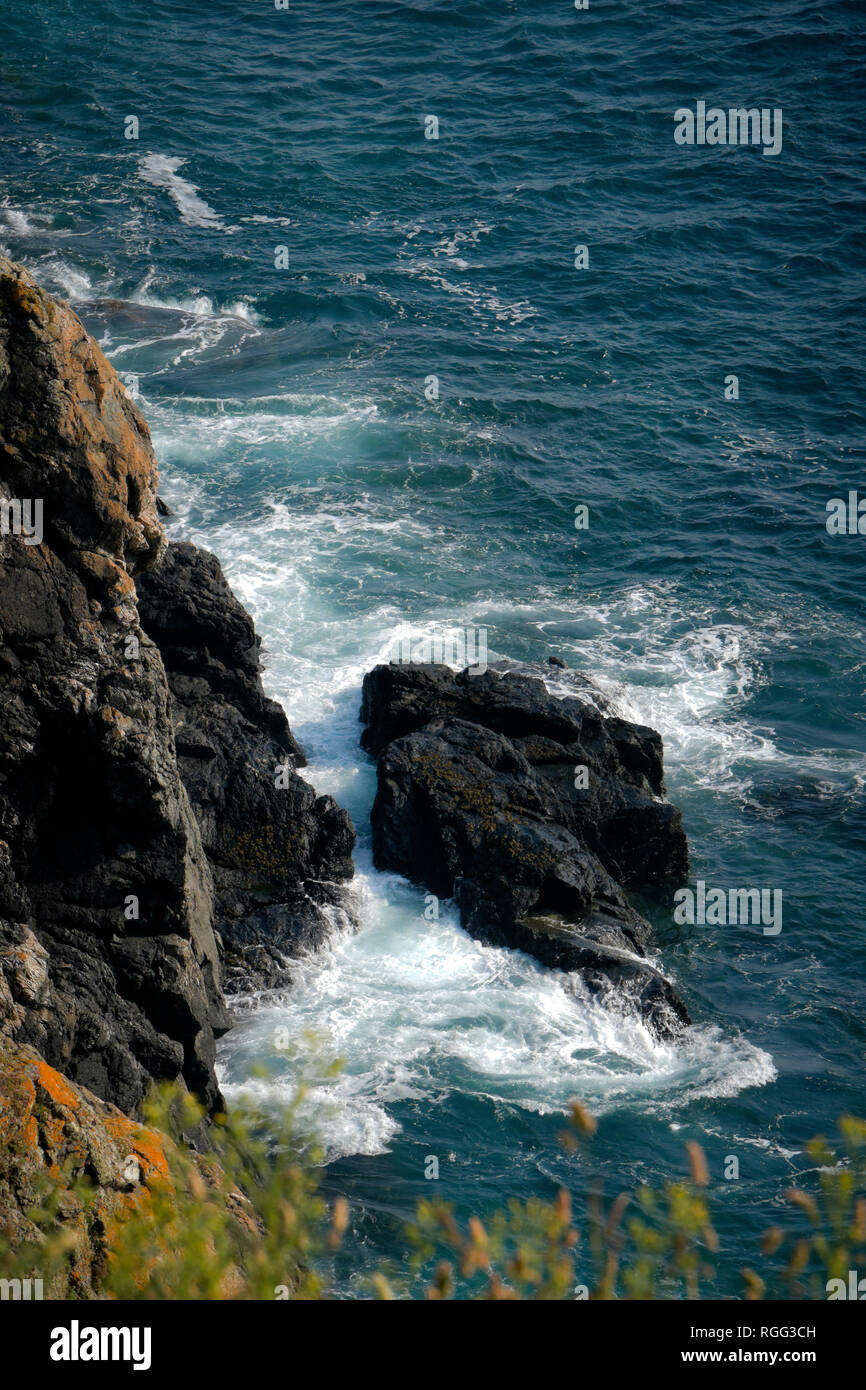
0;256;355;1115
0;256;230;1114
137;541;356;994
361;663;690;1037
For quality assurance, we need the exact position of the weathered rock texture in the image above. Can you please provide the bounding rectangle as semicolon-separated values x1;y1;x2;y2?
0;1032;254;1299
0;256;354;1121
0;1033;177;1297
0;256;231;1115
361;662;690;1037
137;541;355;994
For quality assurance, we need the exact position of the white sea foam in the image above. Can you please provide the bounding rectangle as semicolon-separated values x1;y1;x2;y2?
76;269;266;369
138;154;227;230
159;462;866;807
1;206;35;236
400;257;537;326
218;872;776;1160
194;564;782;1158
136;288;216;318
145;409;802;1160
146;394;377;462
37;258;98;302
131;268;262;324
397;218;536;326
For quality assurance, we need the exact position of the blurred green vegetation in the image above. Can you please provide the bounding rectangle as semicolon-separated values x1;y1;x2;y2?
2;1076;864;1300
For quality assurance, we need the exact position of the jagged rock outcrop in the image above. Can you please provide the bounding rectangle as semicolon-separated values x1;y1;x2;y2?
0;255;355;1121
0;255;231;1114
137;541;355;993
361;662;690;1037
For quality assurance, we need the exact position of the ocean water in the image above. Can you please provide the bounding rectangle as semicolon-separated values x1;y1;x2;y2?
2;0;865;1298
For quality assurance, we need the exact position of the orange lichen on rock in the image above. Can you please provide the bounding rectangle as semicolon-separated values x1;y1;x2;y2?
0;1036;193;1296
30;1058;80;1111
103;1114;173;1185
0;254;165;574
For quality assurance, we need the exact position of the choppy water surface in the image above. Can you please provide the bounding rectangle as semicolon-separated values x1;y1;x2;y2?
2;0;864;1296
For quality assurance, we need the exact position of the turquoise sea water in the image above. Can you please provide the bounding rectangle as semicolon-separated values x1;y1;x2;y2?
2;0;865;1297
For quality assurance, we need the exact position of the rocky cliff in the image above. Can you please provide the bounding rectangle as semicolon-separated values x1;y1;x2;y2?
0;256;355;1128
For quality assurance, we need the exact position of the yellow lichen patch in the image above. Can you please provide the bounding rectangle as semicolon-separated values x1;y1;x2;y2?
104;1184;155;1235
0;1065;36;1116
36;1115;68;1177
0;1061;37;1158
0;255;164;572
21;1111;39;1153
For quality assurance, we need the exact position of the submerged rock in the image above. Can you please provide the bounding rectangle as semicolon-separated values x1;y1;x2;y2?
360;662;690;1038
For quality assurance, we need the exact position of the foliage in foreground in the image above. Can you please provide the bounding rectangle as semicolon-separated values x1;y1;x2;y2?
1;1077;864;1300
403;1105;866;1301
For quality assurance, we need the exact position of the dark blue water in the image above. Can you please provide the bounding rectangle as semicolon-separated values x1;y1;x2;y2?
2;0;865;1297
